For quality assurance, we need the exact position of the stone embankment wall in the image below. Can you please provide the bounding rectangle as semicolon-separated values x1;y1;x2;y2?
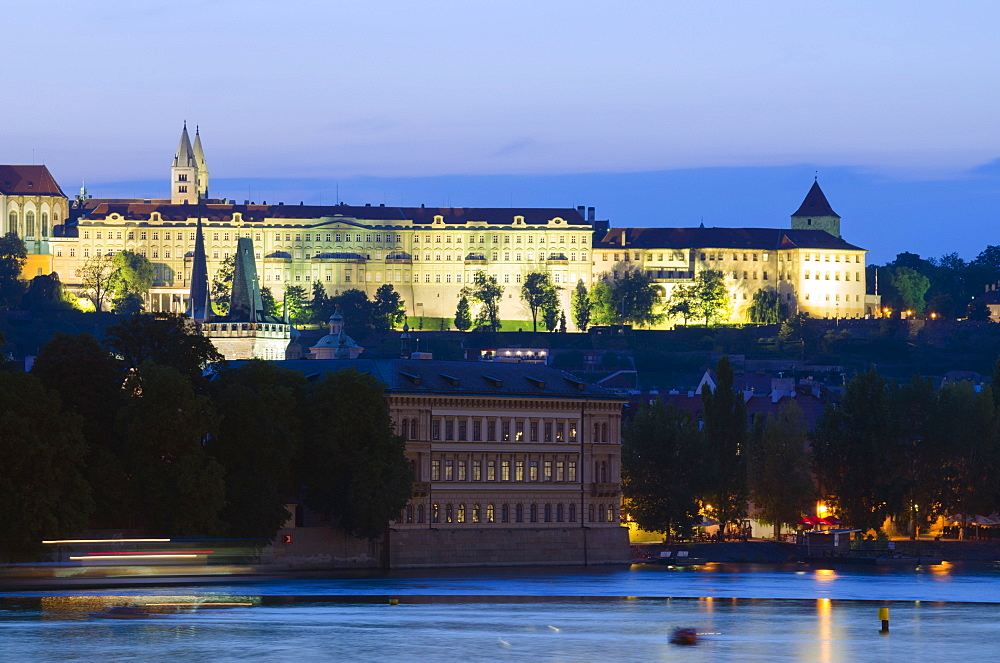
261;526;630;569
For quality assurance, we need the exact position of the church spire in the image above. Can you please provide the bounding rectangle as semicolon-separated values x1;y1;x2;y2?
187;216;212;322
172;123;196;168
171;122;198;204
192;125;209;199
229;237;266;323
790;179;842;237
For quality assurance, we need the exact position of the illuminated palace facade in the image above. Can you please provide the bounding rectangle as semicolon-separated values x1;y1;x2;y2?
270;357;629;566
38;127;873;325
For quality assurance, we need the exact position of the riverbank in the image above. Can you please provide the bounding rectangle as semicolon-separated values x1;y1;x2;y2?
631;539;1000;564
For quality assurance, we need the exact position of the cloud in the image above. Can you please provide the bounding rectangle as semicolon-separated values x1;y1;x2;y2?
491;138;540;158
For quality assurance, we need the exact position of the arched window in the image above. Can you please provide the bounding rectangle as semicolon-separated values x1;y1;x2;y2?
593;423;599;442
445;504;454;523
410;420;418;440
515;504;524;523
41;212;49;237
25;211;35;237
471;503;480;523
529;503;538;522
487;504;495;523
607;504;615;523
7;211;16;234
588;504;595;522
432;503;440;523
401;418;409;438
457;504;465;523
417;504;425;523
601;423;608;443
544;504;552;522
501;504;510;523
600;461;607;483
405;504;413;523
569;504;576;522
556;504;564;522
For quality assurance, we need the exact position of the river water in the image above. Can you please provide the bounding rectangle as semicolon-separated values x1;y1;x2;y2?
3;563;999;661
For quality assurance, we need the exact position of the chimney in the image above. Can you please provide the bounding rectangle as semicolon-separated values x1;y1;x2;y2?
621;230;626;246
587;206;595;221
577;205;585;218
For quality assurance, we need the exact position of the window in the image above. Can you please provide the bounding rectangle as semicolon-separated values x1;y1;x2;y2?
457;460;467;481
556;460;565;482
543;460;553;482
445;504;453;523
471;504;480;523
502;421;511;441
544;504;552;523
487;504;495;523
458;421;467;441
457;504;466;523
417;505;425;523
431;460;441;481
501;460;511;481
515;460;525;481
530;504;538;523
529;461;538;481
515;504;524;523
444;460;453;481
544;422;553;442
515;422;524;441
445;420;454;440
488;421;496;441
472;460;482;481
556;423;565;442
487;460;496;481
568;461;577;482
589;504;596;522
501;504;510;523
432;420;441;440
473;420;482;441
569;504;576;522
530;422;538;442
556;504;564;522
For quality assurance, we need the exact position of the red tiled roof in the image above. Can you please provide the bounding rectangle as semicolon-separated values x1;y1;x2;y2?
0;165;66;197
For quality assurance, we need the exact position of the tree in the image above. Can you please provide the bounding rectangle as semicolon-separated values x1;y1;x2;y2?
103;313;224;382
116;362;225;535
309;281;330;323
454;295;472;331
0;232;27;310
462;271;503;331
812;370;905;532
967;297;991;321
612;270;662;327
211;255;236;315
748;401;814;539
588;281;617;325
666;284;698;326
571;279;592;331
693;269;730;325
622;400;705;538
521;272;559;332
542;301;560;332
22;273;73;311
330;288;375;335
32;332;128;524
208;361;308;540
111;292;144;316
302;368;413;539
701;356;748;528
110;250;154;302
79;254;117;312
260;286;278;317
891;266;931;315
282;285;309;324
747;288;786;324
373;284;406;331
0;370;94;559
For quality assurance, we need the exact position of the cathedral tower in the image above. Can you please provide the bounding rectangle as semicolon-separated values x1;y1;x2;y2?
192;126;209;199
171;122;198;204
791;179;841;238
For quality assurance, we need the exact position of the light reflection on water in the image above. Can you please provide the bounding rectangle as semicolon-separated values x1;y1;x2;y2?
3;564;1000;661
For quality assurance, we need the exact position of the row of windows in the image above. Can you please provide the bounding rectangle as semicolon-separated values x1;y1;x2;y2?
602;251;863;265
804;253;861;263
6;211;50;238
415;418;611;443
804;271;861;282
413;234;589;245
429;457;589;483
402;502;615;524
414;251;587;262
803;294;862;302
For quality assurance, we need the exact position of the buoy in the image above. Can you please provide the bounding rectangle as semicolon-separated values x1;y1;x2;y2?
879;607;889;633
670;628;698;645
389;598;399;606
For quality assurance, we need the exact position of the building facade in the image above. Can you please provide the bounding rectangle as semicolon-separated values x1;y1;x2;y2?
269;357;630;566
37;126;873;326
1;165;68;277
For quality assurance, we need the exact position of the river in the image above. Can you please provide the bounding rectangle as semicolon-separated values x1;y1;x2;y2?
3;563;999;661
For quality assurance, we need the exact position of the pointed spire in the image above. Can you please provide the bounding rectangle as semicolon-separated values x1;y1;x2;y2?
792;180;839;218
187;217;211;322
192;126;209;199
172;123;196;168
229;237;266;323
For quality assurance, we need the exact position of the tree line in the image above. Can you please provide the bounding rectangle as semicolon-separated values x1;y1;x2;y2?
622;357;1000;539
0;315;412;561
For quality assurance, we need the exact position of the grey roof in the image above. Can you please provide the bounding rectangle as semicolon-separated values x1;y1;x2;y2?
594;227;865;252
792;180;839;218
186;218;211;321
172;123;196;169
249;358;622;399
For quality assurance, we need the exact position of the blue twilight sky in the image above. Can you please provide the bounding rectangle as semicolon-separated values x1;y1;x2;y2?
7;1;1000;264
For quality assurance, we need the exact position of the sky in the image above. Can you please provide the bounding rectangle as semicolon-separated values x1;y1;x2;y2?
7;1;1000;264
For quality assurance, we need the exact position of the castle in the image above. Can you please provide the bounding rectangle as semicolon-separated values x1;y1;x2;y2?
24;125;875;325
